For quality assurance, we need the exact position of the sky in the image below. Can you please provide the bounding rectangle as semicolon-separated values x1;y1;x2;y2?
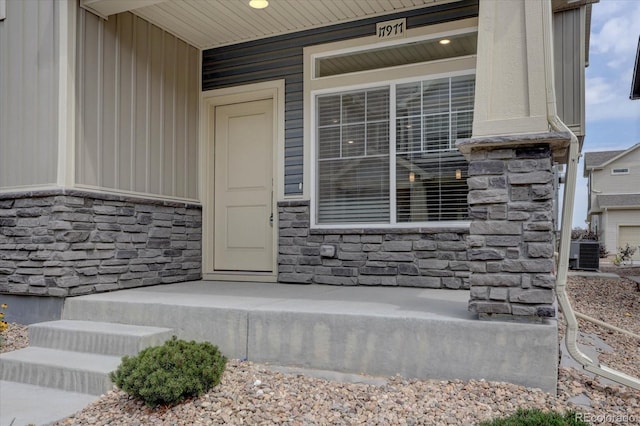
570;0;640;228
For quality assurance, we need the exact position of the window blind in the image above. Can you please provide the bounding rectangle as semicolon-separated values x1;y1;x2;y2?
317;88;390;224
315;74;473;225
396;75;473;222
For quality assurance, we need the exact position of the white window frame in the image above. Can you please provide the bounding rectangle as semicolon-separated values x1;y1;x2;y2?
611;168;630;175
311;72;474;229
304;18;478;230
312;28;477;80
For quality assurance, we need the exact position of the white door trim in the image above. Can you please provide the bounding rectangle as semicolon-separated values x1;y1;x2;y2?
200;80;285;281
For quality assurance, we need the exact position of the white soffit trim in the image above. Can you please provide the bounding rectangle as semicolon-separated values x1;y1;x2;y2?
131;0;460;50
80;0;167;19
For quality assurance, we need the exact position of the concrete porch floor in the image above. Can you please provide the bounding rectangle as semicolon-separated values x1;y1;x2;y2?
61;281;558;393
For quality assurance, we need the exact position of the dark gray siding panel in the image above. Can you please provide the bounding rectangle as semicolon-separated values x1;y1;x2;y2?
553;7;585;137
203;0;479;196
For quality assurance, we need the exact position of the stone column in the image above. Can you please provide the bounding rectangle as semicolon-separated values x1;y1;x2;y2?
464;144;558;321
458;0;575;321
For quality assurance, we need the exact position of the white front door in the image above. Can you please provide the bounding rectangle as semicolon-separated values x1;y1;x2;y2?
214;99;274;272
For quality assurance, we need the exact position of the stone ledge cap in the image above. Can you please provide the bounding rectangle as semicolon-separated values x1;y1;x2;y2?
0;187;202;208
456;130;573;163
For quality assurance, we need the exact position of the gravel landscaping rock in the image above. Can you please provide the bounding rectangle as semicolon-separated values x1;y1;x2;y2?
0;323;28;354
1;272;638;425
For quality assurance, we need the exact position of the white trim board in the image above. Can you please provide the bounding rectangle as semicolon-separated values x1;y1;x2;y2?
57;0;77;188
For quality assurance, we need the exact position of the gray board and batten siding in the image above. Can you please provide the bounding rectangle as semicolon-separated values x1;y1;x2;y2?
553;6;586;138
202;0;480;197
0;0;59;189
75;9;200;200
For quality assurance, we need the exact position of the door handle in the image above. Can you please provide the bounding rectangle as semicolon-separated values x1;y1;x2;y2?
270;185;274;227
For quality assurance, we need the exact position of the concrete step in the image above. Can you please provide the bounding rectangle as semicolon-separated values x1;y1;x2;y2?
0;347;121;395
58;283;559;393
29;320;174;356
61;295;251;360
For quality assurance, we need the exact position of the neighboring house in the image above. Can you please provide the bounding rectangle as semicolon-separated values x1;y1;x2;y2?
1;0;594;323
584;144;640;262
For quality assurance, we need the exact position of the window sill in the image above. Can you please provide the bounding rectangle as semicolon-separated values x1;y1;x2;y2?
309;221;471;235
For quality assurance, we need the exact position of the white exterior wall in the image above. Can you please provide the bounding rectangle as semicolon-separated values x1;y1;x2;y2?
601;210;640;261
75;8;199;200
590;148;640;194
593;148;640;261
0;0;59;189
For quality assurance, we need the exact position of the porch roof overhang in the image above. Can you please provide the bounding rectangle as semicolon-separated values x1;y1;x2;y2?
81;0;590;51
595;194;640;210
80;0;466;50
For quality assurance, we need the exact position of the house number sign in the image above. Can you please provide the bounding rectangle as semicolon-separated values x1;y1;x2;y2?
376;18;406;40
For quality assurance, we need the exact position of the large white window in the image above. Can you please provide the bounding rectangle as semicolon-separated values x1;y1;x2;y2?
315;74;474;225
304;17;478;227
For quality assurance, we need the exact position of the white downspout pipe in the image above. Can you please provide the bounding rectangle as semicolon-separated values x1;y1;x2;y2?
542;0;640;390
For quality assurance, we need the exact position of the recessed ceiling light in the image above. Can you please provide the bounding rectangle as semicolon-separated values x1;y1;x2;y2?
249;0;269;9
439;39;451;45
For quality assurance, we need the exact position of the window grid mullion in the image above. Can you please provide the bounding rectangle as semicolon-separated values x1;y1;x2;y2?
443;77;452;218
339;94;343;158
420;81;425;152
390;84;397;225
364;91;368;156
449;77;453;150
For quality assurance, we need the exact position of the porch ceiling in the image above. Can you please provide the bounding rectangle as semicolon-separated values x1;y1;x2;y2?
80;0;461;50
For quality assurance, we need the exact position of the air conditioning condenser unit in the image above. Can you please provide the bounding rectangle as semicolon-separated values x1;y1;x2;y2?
569;240;600;271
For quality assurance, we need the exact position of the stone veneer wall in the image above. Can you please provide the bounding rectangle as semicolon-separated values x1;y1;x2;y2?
465;145;556;319
278;201;471;288
0;189;202;297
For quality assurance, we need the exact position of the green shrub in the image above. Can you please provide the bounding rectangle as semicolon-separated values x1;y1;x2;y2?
613;243;637;266
479;408;588;426
109;336;227;407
